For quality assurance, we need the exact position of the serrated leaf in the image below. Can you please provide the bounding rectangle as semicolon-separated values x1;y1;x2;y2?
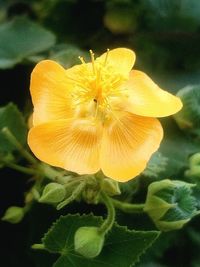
0;103;27;154
0;16;56;69
41;214;160;267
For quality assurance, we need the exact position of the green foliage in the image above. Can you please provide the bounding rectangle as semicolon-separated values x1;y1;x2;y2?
158;118;200;177
143;152;168;179
174;85;200;136
0;16;56;68
49;44;86;68
40;214;159;267
0;103;27;154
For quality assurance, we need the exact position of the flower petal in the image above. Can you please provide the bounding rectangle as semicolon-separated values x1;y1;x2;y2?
125;70;183;117
97;48;136;76
30;60;73;126
28;119;102;174
100;113;163;182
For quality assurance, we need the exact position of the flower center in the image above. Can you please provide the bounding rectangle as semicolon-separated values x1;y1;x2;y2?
67;50;127;123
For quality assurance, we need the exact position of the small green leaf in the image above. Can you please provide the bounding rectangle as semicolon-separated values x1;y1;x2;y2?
49;44;87;68
0;103;27;154
41;214;159;267
0;16;56;68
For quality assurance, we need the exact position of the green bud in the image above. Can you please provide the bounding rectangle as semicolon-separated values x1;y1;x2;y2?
39;183;66;204
185;166;200;180
101;178;121;196
174;85;200;136
104;5;137;34
144;179;197;231
189;153;200;167
185;153;200;181
74;226;105;258
2;206;24;224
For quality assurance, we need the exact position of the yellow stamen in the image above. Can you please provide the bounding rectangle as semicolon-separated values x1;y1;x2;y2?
104;48;110;66
78;56;86;64
89;49;96;74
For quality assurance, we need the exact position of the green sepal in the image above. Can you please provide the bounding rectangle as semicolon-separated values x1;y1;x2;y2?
39;183;66;204
2;206;24;224
101;178;121;196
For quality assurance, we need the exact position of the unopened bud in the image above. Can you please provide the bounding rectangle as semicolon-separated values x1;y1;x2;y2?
144;179;197;231
74;226;105;258
2;206;24;224
39;183;66;204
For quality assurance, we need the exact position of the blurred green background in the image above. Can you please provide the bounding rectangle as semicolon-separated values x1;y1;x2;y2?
0;0;200;266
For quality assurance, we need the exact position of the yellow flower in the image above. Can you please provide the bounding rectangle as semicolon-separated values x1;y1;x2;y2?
28;48;182;182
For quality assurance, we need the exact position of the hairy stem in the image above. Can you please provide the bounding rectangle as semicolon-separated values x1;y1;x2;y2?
99;191;115;235
111;198;145;213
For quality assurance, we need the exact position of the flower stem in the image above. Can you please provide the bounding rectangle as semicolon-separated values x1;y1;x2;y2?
99;191;115;235
56;181;86;210
111;198;145;213
2;127;38;165
2;160;38;175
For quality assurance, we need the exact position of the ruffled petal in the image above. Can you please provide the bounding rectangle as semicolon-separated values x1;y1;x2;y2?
30;60;73;126
97;48;136;76
28;118;102;174
125;70;182;117
100;112;163;182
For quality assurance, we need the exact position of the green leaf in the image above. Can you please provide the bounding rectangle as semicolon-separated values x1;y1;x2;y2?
174;85;200;136
158;118;200;176
0;103;27;153
41;214;160;267
0;16;56;69
143;152;168;178
49;44;87;68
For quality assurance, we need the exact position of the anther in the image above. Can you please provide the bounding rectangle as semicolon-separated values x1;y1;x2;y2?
104;48;110;66
89;50;96;74
78;56;86;64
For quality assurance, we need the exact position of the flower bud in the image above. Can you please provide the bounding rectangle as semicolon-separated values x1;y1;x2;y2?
144;179;197;231
174;85;200;136
185;153;200;180
2;206;24;224
104;6;137;34
101;178;121;196
74;226;105;258
39;183;66;204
